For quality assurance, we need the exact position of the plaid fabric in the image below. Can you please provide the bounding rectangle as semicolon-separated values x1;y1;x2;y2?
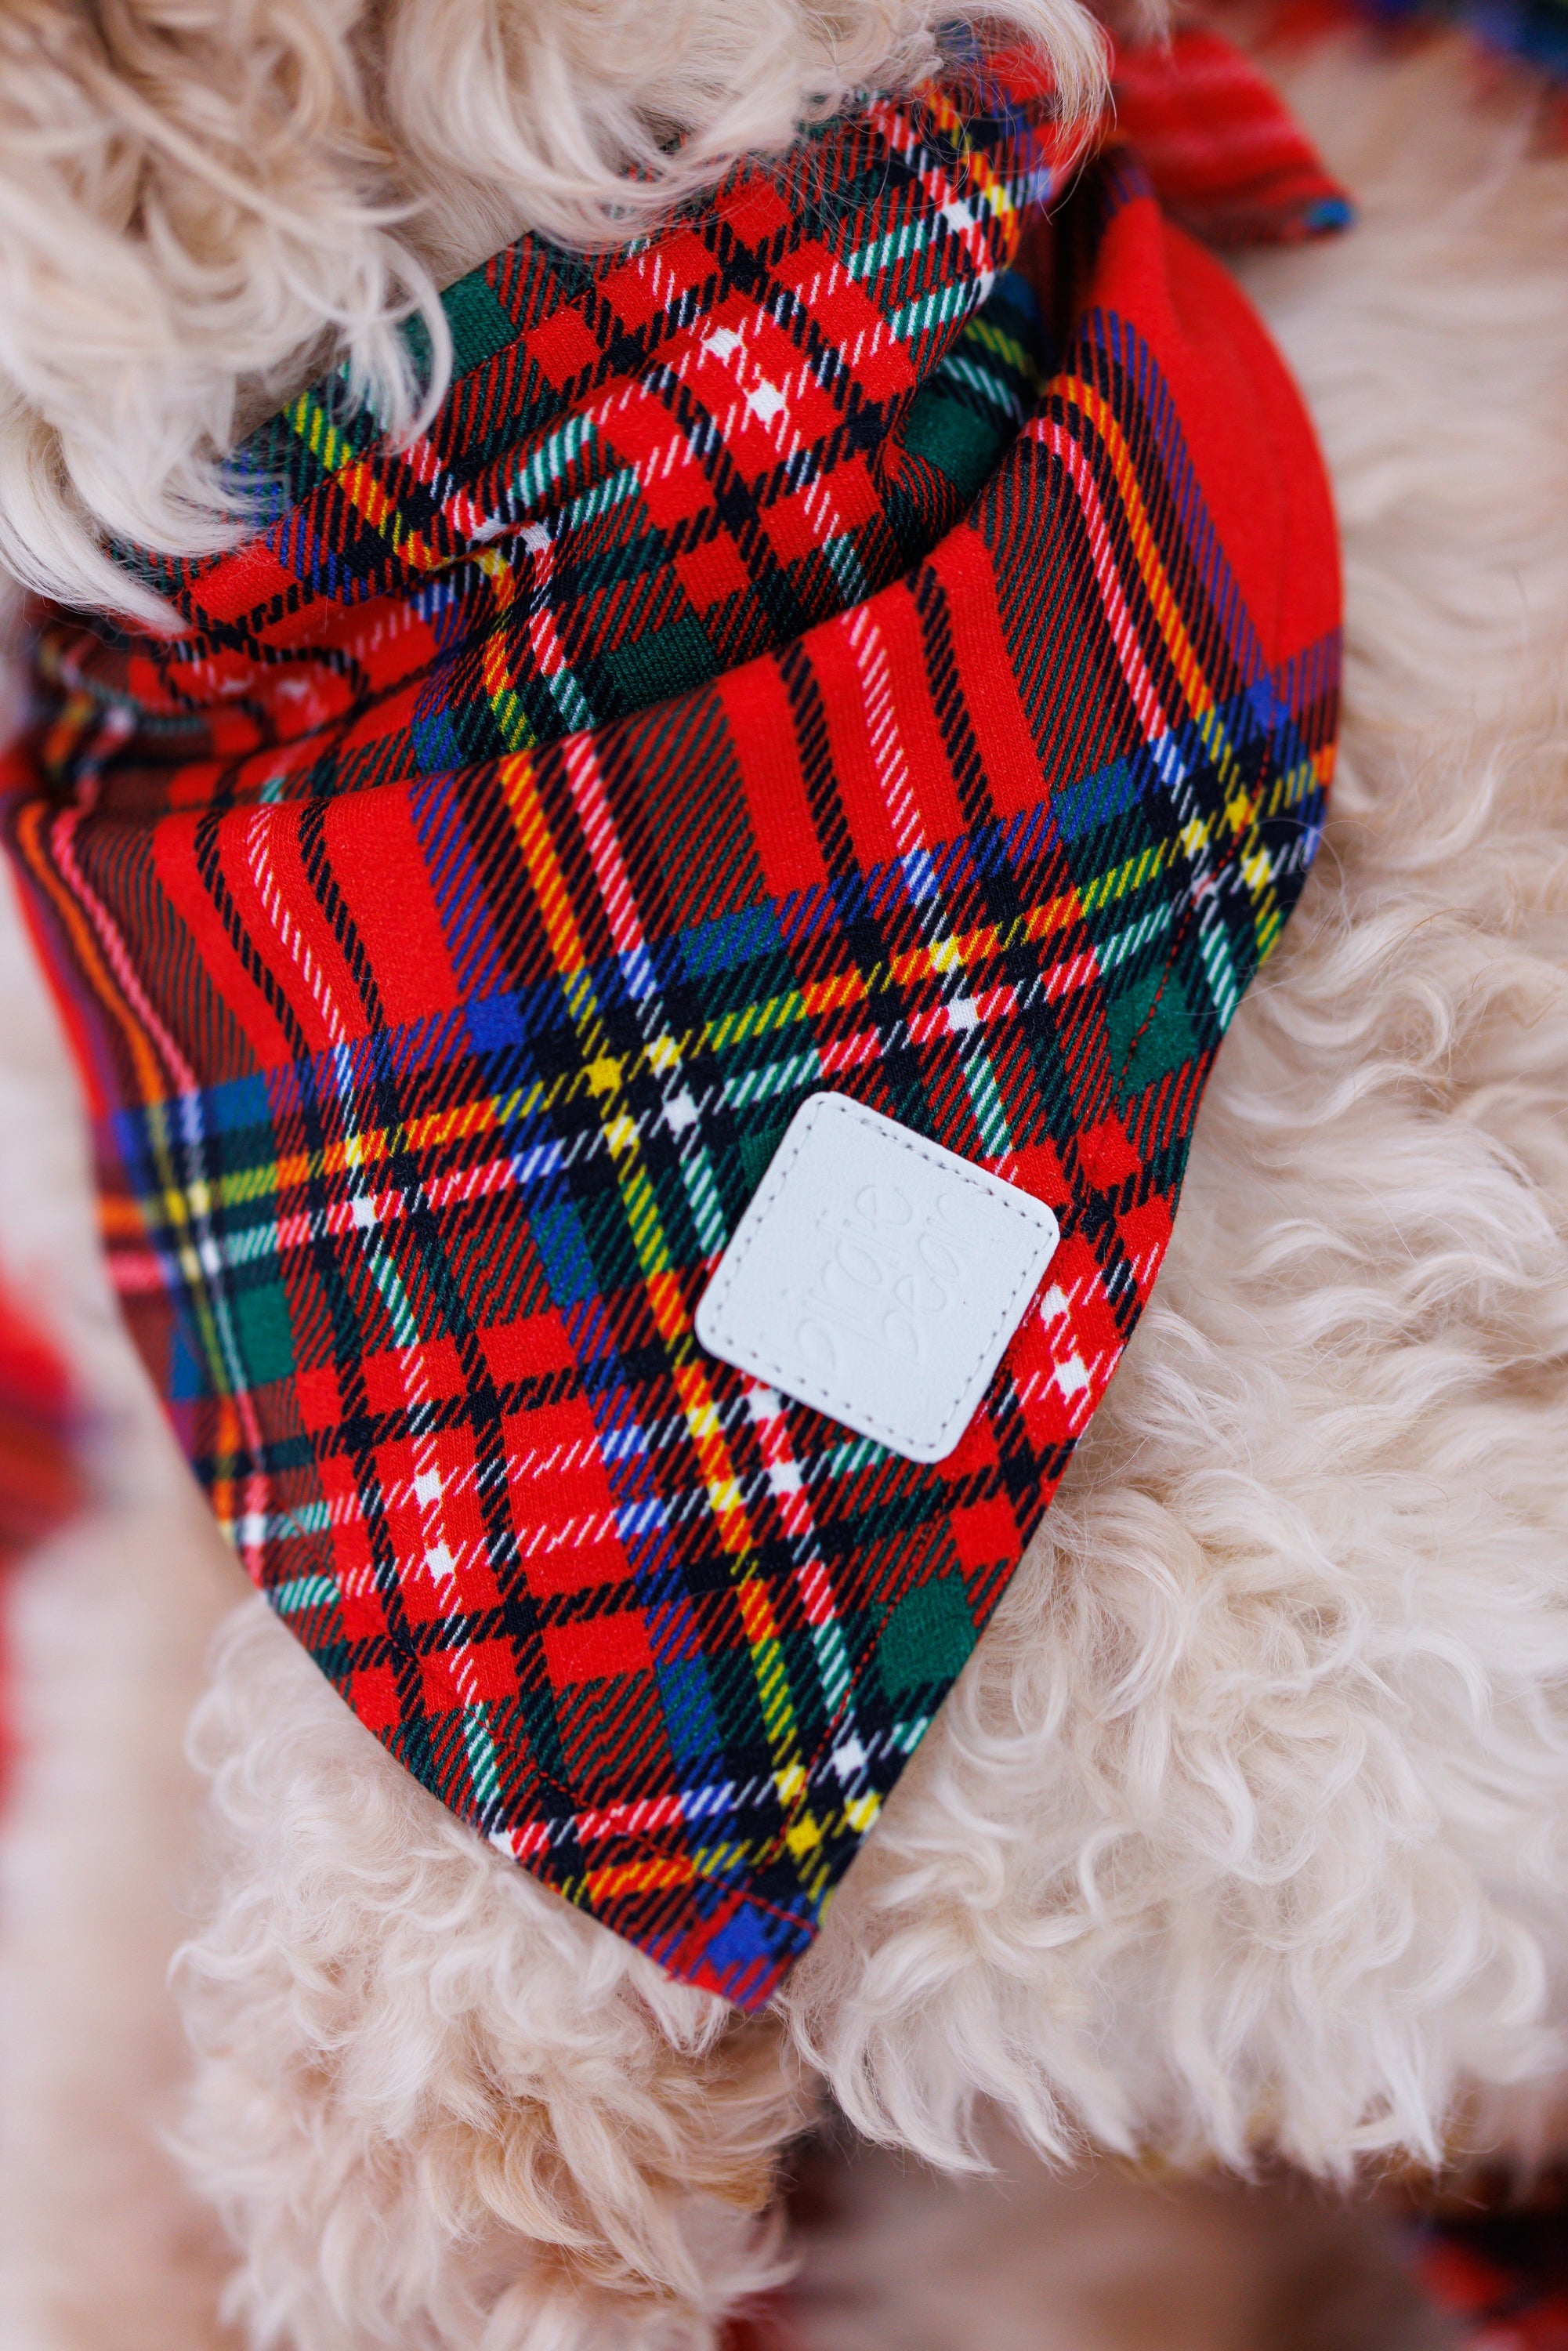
2;38;1344;2008
1111;25;1356;242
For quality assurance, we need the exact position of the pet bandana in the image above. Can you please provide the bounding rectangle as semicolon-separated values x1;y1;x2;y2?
2;30;1346;2007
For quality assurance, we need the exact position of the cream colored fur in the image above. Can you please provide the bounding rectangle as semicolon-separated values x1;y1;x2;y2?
1;12;1566;2351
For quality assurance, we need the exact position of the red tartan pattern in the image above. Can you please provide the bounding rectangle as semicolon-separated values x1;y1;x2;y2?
1112;24;1354;244
32;63;1074;807
2;45;1344;2006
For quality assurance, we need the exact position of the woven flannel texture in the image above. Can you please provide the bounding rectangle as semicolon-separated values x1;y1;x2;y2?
32;66;1070;801
3;41;1343;2007
1111;24;1356;242
21;31;1345;817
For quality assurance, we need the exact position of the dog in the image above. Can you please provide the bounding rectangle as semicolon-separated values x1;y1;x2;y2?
1;5;1566;2348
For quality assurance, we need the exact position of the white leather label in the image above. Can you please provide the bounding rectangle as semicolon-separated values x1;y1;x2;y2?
694;1092;1060;1464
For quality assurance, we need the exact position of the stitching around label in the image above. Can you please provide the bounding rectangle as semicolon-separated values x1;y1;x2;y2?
698;1094;1056;1456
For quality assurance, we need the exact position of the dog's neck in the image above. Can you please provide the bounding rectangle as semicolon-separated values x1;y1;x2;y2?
0;0;1113;624
227;185;540;442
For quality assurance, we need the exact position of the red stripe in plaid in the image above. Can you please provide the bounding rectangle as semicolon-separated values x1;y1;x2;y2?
1113;24;1355;242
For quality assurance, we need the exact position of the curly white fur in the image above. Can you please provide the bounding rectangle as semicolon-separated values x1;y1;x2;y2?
4;13;1568;2351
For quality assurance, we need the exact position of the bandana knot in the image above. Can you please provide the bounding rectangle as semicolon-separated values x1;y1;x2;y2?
5;29;1347;2006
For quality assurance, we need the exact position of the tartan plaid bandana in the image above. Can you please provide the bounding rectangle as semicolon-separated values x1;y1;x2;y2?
2;30;1345;2007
